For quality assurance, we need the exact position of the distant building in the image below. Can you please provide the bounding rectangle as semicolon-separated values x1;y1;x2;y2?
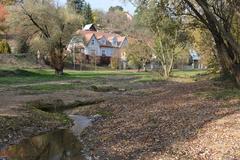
67;24;128;67
189;49;203;69
124;12;133;21
82;23;97;32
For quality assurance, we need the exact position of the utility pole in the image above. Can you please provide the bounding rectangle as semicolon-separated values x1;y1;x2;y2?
73;44;76;70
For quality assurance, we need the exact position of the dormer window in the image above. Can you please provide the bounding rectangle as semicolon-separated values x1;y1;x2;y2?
91;39;95;45
102;39;106;45
112;37;117;46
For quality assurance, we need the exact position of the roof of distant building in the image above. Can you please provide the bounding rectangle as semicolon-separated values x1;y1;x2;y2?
83;24;97;31
124;12;133;21
75;29;127;48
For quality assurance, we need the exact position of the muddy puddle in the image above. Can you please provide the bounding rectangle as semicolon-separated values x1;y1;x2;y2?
0;115;92;160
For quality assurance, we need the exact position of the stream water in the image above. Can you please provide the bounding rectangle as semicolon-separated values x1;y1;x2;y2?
0;115;92;160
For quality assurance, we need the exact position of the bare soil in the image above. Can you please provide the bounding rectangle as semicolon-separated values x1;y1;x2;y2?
0;76;239;160
77;80;240;160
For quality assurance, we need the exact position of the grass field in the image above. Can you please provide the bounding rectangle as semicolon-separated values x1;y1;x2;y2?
0;68;148;86
2;67;237;102
0;68;207;86
0;68;207;95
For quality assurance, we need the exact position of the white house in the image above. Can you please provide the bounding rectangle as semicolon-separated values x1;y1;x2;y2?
68;24;128;67
189;49;202;69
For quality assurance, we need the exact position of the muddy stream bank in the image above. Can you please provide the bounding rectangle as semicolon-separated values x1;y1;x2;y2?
0;113;98;160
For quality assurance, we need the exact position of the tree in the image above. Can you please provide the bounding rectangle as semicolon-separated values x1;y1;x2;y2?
131;1;186;76
128;0;240;85
109;6;124;12
0;4;8;34
0;0;19;5
0;4;8;22
111;49;121;69
190;28;217;70
154;32;185;77
11;0;82;75
82;3;93;24
92;9;104;26
126;40;152;71
67;0;85;13
151;13;185;77
0;40;11;53
67;0;94;25
97;9;132;34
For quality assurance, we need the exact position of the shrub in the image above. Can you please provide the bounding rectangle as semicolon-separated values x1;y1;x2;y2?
110;57;120;69
207;55;220;74
15;36;30;53
0;40;11;54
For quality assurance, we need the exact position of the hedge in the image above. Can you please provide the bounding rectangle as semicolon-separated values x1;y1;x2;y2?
0;40;11;54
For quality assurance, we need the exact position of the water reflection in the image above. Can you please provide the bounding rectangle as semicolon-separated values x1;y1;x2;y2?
0;129;85;160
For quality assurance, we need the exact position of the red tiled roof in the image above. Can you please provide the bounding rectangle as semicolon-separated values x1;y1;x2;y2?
75;30;126;47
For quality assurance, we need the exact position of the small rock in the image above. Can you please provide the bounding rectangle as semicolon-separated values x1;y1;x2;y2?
8;134;12;138
118;88;126;92
91;114;102;122
66;151;71;156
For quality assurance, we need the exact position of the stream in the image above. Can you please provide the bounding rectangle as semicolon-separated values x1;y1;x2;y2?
0;115;92;160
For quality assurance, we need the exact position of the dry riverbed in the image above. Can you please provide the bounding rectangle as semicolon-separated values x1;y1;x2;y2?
0;73;240;160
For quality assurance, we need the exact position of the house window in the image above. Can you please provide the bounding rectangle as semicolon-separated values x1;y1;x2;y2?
102;39;106;45
112;38;117;46
102;50;106;56
91;39;95;45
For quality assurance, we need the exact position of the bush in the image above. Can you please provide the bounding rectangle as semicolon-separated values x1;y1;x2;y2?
207;55;219;74
0;40;11;54
111;57;120;69
14;36;29;54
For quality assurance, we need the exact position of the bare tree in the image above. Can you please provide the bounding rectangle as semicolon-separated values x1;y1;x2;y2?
129;0;240;85
10;0;83;75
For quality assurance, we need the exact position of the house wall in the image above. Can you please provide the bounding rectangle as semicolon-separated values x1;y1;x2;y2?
100;47;116;57
85;36;101;56
111;37;118;47
69;33;128;63
121;39;128;47
99;37;107;45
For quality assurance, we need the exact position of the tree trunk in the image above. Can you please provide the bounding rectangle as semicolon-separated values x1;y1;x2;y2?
231;64;240;86
162;65;169;78
214;40;240;85
55;67;64;75
143;63;147;72
184;0;240;86
214;41;231;75
50;49;65;76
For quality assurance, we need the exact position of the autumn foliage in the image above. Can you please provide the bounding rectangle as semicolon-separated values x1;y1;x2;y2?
0;4;8;22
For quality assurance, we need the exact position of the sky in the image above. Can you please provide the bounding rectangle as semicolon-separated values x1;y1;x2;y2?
58;0;136;14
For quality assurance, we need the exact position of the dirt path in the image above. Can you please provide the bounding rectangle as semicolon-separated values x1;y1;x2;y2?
0;79;83;93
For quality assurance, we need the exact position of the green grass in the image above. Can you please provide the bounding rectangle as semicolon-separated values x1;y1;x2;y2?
134;70;207;83
172;69;207;78
0;68;207;89
0;68;149;87
133;72;165;83
198;87;240;100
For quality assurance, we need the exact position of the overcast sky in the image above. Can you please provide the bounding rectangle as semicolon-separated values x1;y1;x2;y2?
57;0;136;14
